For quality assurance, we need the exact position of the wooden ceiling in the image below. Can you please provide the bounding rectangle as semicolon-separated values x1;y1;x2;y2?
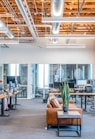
0;0;95;41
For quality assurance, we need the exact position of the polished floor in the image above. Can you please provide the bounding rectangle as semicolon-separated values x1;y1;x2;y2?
0;98;95;139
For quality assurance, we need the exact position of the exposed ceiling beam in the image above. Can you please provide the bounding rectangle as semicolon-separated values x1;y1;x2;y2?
15;0;39;41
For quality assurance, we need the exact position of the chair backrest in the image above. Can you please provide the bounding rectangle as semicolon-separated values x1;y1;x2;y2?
85;86;93;93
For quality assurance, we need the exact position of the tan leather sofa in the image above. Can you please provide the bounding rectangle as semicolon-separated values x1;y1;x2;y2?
46;95;82;128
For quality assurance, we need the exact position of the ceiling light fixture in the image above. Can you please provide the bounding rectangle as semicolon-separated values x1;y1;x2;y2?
45;34;95;39
47;44;86;48
0;19;14;39
0;13;14;17
42;17;95;23
0;40;19;44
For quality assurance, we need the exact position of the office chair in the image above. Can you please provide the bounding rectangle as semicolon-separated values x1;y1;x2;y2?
85;86;93;93
85;86;93;105
85;86;95;112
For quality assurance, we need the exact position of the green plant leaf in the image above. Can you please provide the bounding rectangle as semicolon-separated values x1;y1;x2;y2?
60;82;70;107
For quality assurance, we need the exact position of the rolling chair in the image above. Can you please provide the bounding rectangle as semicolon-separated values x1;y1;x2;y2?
85;86;93;105
85;85;95;112
85;86;93;93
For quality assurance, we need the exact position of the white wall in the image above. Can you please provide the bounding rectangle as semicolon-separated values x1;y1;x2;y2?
0;47;95;64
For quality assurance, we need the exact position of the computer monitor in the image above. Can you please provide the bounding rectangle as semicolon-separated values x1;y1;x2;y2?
54;82;63;88
68;79;76;84
49;84;54;88
7;76;21;84
77;80;87;86
68;82;74;88
7;76;15;84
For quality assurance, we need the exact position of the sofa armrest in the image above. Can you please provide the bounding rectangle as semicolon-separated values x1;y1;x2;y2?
46;108;62;125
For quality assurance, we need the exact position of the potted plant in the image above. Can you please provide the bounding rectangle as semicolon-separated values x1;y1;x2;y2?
59;81;70;112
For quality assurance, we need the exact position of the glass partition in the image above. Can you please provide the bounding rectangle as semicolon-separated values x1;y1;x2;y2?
3;64;28;98
77;64;93;80
31;64;94;99
18;64;28;98
49;64;76;88
2;64;95;98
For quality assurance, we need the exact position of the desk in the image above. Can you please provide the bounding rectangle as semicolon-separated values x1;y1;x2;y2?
49;88;74;93
57;111;81;137
8;91;20;110
71;92;95;111
49;92;95;111
0;94;9;117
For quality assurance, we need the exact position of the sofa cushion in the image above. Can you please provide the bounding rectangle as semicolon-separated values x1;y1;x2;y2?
47;98;52;108
50;98;61;108
47;103;52;108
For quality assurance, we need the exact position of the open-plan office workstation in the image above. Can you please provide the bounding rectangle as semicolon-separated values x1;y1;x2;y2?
0;0;95;138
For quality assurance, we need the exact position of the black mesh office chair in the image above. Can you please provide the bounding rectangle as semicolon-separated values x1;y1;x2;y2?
85;86;93;93
85;86;93;105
